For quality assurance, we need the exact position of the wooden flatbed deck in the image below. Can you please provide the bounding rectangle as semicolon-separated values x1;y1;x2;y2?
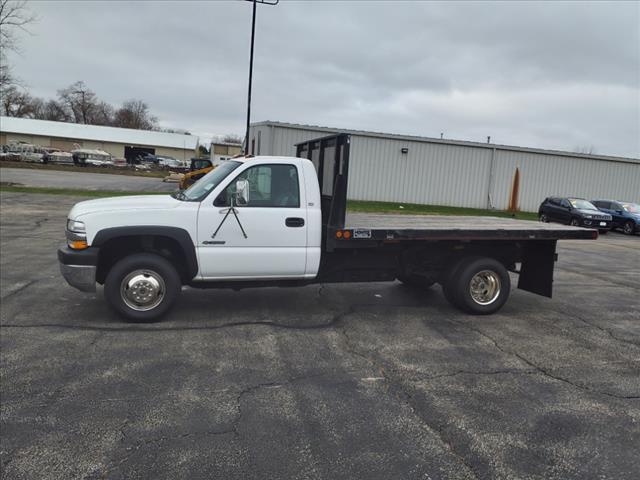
343;213;597;241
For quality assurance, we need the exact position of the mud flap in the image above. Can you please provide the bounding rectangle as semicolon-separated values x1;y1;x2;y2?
518;240;557;298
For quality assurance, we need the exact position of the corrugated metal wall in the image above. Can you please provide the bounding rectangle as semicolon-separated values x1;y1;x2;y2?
490;150;640;211
349;136;493;208
250;124;640;212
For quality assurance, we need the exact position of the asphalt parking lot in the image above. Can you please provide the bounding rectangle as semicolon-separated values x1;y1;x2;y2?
1;191;639;480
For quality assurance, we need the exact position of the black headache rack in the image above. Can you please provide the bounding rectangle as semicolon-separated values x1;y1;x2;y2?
295;133;351;241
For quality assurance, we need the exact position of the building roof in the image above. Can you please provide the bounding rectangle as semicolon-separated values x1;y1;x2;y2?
252;120;639;164
0;116;199;150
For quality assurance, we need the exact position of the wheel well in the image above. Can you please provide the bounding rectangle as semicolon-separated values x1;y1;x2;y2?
96;235;190;284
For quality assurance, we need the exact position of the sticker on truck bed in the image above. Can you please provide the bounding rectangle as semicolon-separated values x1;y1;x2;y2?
353;229;372;239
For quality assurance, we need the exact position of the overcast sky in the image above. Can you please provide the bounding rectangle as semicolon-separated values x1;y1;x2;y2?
8;0;640;157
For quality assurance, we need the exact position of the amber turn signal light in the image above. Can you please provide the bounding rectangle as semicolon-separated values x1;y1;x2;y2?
68;240;88;250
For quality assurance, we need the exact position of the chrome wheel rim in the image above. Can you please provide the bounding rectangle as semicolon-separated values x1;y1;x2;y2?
571;219;579;226
540;214;547;222
120;269;165;311
624;223;632;234
469;270;501;305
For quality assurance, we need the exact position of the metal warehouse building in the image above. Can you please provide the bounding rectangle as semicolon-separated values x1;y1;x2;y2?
248;121;639;212
0;117;199;163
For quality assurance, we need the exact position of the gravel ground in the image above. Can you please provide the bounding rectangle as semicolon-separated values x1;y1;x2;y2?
1;191;638;480
0;168;177;192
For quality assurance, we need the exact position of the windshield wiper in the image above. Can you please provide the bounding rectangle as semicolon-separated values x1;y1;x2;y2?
171;190;187;201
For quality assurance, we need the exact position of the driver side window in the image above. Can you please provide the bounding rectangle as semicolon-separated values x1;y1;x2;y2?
214;164;300;208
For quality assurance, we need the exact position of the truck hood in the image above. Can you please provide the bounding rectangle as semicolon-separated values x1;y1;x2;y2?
69;195;181;219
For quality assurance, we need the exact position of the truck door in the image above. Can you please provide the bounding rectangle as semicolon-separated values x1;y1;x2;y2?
196;161;308;279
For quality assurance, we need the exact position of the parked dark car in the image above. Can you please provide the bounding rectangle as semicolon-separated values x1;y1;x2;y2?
591;200;640;235
538;197;612;233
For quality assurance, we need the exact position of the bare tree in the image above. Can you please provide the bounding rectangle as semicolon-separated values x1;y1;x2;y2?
1;84;33;116
57;81;99;124
222;134;243;144
0;0;37;91
94;100;114;126
31;96;72;122
113;99;157;130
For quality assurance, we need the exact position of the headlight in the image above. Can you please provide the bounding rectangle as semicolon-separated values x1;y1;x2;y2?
67;219;86;233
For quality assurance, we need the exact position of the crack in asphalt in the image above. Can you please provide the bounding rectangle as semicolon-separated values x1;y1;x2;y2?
335;321;481;480
101;372;331;477
558;308;640;348
0;280;38;300
456;321;640;400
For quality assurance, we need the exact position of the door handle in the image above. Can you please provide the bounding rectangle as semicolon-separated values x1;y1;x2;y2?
219;208;239;214
285;217;305;227
203;240;225;245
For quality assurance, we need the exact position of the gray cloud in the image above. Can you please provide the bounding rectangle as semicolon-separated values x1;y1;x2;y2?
8;0;639;157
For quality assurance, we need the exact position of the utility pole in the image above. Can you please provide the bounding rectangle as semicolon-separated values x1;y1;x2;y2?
243;0;279;154
73;89;87;124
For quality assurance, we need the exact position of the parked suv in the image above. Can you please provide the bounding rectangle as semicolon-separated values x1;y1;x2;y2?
538;197;611;233
591;200;640;235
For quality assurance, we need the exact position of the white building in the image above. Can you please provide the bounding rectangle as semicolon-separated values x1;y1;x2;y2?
248;121;640;212
0;117;199;163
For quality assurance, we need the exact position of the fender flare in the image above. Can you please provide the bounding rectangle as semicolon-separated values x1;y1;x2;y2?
92;226;198;280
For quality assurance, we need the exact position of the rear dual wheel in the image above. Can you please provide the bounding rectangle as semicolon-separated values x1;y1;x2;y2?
442;257;511;315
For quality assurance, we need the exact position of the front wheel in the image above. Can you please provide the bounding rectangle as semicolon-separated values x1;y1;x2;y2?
623;221;635;235
445;257;511;315
104;253;181;322
539;213;549;223
570;218;580;227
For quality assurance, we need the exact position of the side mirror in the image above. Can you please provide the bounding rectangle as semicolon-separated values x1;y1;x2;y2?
235;179;250;205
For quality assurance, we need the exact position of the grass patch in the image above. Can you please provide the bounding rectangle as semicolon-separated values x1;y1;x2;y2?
0;161;166;178
347;200;538;221
0;185;167;198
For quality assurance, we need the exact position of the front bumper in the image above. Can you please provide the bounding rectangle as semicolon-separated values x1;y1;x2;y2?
581;219;611;230
58;246;99;292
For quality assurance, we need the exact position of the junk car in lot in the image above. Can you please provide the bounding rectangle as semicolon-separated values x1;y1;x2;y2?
71;148;114;167
58;134;597;322
7;142;45;163
592;200;640;235
538;197;611;233
43;149;74;165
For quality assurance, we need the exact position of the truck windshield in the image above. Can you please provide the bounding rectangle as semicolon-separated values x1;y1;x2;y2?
177;161;242;202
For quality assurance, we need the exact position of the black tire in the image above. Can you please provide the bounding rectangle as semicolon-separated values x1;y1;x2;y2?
440;257;468;306
398;274;435;289
623;221;635;235
104;253;181;322
447;257;511;315
539;213;549;223
570;218;580;227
